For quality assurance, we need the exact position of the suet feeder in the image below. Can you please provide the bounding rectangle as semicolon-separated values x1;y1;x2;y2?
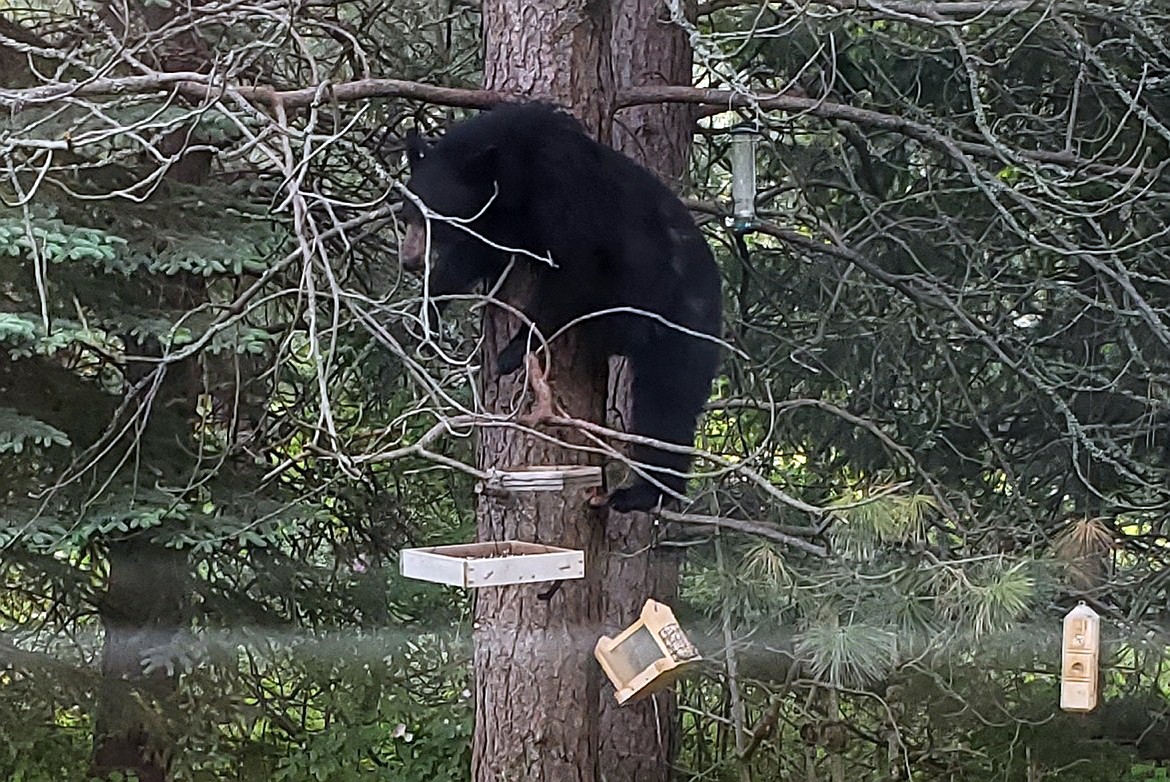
1060;601;1100;713
594;599;701;705
729;124;759;230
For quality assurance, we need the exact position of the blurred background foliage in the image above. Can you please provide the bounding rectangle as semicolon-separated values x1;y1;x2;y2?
3;0;1170;779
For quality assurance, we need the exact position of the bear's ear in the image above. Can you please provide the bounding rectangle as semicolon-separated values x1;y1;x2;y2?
405;129;429;168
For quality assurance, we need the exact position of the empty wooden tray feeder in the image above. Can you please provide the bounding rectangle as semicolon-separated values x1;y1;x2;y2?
594;599;702;705
485;465;603;493
399;540;585;589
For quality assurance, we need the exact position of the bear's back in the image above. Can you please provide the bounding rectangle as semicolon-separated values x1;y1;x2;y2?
434;102;588;166
434;103;673;201
415;102;717;318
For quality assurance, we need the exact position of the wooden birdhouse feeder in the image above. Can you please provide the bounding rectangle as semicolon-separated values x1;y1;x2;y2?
594;599;702;705
1060;601;1100;713
399;465;598;590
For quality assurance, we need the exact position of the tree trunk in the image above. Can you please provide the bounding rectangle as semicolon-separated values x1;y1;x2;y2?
482;0;614;138
472;2;613;781
92;539;186;782
599;1;696;779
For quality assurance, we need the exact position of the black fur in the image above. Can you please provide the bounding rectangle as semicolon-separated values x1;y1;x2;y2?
400;103;722;512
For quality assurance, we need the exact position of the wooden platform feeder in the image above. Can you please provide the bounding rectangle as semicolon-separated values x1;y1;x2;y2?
400;541;585;589
400;466;597;590
594;599;702;705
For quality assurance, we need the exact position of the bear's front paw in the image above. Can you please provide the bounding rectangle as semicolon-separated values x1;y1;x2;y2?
496;337;528;375
604;481;664;514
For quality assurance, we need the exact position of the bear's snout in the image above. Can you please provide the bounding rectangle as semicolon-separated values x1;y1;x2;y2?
400;220;428;272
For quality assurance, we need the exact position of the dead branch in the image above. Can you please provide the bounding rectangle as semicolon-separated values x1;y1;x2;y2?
659;509;830;556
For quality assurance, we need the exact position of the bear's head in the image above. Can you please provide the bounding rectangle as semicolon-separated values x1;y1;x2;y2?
399;129;506;298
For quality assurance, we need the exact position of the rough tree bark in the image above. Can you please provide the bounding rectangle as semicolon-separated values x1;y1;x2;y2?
599;1;697;777
471;2;614;781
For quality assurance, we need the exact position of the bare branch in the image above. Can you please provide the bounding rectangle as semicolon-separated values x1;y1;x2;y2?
619;85;1153;180
0;73;506;112
660;509;830;556
698;0;1077;18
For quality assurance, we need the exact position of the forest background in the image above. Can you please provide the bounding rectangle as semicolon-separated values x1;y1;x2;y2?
3;0;1170;780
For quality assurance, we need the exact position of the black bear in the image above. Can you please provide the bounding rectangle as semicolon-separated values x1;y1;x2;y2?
399;102;721;513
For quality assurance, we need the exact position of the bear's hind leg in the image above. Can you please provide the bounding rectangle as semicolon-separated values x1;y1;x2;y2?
604;342;716;512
